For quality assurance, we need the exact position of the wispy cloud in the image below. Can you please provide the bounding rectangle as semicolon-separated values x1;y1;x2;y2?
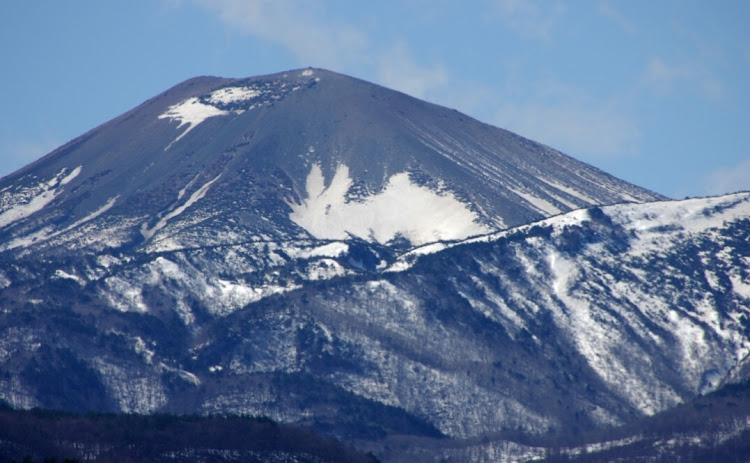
492;77;638;158
488;0;566;39
190;0;368;69
645;57;691;87
597;0;635;35
377;41;448;100
494;102;638;158
643;57;723;101
705;158;750;195
186;0;451;101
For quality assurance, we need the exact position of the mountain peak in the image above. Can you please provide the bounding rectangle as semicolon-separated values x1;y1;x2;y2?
0;69;663;258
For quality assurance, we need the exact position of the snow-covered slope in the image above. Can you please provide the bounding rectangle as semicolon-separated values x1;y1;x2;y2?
0;191;748;461
0;68;662;262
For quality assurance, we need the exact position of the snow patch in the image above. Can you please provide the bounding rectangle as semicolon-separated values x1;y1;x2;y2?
141;174;221;240
53;269;84;286
540;178;597;204
159;98;229;149
0;195;117;251
60;166;82;185
158;79;312;150
207;86;261;105
0;166;82;229
289;164;492;246
283;241;349;260
511;188;562;215
134;336;155;365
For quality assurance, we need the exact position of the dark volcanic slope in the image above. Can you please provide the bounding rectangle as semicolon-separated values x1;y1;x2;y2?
0;68;662;257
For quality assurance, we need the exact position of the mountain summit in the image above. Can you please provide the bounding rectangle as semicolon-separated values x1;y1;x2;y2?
0;68;661;257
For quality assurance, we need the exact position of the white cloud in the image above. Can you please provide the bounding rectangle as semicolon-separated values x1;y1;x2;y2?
645;57;691;87
187;0;451;102
705;158;750;195
377;42;448;100
489;0;566;39
644;57;723;101
490;77;638;158
597;0;635;35
190;0;368;69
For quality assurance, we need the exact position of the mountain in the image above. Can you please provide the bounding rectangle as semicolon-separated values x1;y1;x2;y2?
0;68;659;257
1;68;748;461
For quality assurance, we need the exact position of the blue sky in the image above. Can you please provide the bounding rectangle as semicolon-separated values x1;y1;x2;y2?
2;1;749;198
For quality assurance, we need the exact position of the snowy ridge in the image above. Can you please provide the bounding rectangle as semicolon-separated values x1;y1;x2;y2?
456;193;748;406
391;192;750;272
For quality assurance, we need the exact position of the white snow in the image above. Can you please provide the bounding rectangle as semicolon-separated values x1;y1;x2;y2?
305;258;347;280
141;174;221;240
134;336;155;364
96;255;121;270
0;166;82;229
103;276;149;313
93;359;167;414
283;241;349;260
177;174;199;201
300;69;314;77
730;273;750;299
158;97;229;149
546;247;683;414
60;166;82;185
176;368;201;386
0;196;117;251
53;269;85;286
606;193;750;256
207;86;261;105
289;163;492;246
540;177;596;204
158;79;314;150
511;188;562;215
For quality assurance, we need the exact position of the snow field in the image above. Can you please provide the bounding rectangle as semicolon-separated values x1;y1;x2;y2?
289;163;492;246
